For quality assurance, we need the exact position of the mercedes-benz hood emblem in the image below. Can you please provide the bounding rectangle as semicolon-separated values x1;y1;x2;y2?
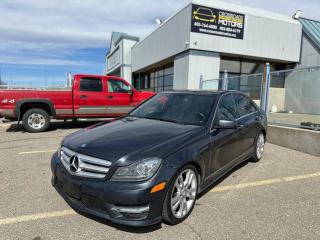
69;155;80;172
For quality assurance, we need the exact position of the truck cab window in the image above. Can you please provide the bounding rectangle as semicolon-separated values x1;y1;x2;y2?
80;78;103;92
108;79;130;93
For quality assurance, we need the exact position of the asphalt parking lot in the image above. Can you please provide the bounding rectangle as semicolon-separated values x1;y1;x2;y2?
0;121;320;240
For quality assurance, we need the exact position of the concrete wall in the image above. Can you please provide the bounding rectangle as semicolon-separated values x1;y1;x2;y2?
298;35;320;68
174;52;190;90
268;125;320;156
122;66;133;84
122;39;138;83
173;50;220;90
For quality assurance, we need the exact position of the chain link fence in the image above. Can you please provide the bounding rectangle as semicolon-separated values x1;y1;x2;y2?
201;65;320;131
0;67;71;90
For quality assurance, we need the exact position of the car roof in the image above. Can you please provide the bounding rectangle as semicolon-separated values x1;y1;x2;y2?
161;90;241;96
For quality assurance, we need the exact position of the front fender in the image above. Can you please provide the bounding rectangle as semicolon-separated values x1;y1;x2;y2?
163;136;209;184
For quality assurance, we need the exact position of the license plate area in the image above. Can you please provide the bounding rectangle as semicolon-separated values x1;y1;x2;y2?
56;169;81;200
62;180;81;199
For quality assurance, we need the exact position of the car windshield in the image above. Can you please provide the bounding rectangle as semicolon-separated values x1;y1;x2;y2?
198;8;212;15
129;93;218;126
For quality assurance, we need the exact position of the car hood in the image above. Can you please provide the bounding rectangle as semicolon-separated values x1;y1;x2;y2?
63;117;203;166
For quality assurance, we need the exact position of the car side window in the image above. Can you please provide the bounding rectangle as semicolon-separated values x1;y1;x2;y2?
215;94;237;122
108;79;130;93
80;77;102;92
233;93;256;117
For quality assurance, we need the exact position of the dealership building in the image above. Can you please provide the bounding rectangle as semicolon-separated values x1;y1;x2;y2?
106;0;320;92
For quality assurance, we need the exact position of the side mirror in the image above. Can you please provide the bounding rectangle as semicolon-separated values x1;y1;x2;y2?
217;120;237;129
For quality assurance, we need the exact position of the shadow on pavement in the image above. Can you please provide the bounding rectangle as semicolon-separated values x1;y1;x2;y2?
197;161;249;199
5;120;105;133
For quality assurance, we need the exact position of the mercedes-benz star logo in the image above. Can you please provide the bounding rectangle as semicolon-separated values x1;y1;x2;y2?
69;155;80;172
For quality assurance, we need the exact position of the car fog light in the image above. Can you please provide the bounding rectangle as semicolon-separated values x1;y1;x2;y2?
113;205;150;214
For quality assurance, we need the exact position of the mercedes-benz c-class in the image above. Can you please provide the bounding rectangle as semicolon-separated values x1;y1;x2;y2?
51;91;267;226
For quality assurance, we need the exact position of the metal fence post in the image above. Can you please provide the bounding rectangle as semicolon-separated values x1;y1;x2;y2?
199;75;203;89
222;70;228;90
261;63;271;112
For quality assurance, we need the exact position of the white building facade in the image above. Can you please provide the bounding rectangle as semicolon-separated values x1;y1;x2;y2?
106;0;303;92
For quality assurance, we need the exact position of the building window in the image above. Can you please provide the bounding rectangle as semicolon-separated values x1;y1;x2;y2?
133;63;174;92
219;57;292;100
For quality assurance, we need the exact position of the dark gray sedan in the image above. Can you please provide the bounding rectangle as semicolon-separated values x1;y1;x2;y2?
51;90;267;226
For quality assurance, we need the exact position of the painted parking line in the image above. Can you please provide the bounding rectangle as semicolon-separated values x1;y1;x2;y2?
0;210;76;226
1;171;320;226
19;150;56;155
210;171;320;193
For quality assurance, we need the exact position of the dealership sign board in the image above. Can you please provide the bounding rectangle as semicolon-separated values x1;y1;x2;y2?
191;4;245;39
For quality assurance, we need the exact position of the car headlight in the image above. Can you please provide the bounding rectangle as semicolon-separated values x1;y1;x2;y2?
111;158;162;181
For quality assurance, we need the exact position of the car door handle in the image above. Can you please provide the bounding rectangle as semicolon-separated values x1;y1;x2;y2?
106;96;113;99
80;95;87;99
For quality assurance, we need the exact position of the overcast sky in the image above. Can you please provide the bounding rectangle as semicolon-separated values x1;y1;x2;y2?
0;0;319;86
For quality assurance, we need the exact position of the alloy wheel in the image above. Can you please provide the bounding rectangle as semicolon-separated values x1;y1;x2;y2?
256;134;265;159
170;169;197;219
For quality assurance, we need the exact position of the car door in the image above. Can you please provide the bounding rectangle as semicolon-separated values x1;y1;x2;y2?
105;78;134;116
73;76;106;116
209;94;243;173
233;93;259;155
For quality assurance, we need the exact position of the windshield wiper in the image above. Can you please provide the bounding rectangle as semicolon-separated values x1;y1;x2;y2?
157;117;190;125
143;116;181;124
130;115;195;125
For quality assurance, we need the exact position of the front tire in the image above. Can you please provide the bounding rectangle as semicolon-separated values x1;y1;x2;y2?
22;108;50;133
251;132;265;162
162;165;198;225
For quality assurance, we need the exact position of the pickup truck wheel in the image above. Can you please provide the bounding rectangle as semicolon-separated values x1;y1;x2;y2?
22;108;50;133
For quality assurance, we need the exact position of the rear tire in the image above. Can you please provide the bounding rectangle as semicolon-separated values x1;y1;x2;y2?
162;164;198;225
22;108;50;133
251;132;265;162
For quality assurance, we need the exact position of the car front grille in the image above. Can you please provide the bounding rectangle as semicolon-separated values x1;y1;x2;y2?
60;146;111;179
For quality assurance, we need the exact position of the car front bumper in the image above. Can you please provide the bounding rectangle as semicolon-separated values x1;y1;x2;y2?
51;153;176;227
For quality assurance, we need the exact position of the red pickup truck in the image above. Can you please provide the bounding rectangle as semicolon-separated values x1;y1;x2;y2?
0;74;155;132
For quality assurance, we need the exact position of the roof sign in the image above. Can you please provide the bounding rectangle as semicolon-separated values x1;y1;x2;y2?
191;4;245;40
